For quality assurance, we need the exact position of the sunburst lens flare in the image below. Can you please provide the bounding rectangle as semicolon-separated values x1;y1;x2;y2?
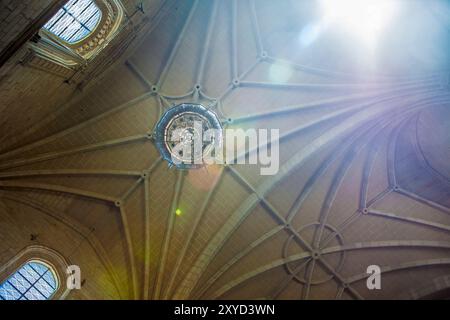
319;0;399;47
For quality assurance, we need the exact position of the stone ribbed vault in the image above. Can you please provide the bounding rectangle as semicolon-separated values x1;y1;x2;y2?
0;0;449;299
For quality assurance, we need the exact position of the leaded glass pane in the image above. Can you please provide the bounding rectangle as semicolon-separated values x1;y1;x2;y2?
84;10;102;31
59;19;83;41
0;261;58;300
24;287;46;301
42;271;57;289
0;282;21;300
29;261;48;275
7;273;30;294
43;0;101;43
34;278;55;299
20;264;41;282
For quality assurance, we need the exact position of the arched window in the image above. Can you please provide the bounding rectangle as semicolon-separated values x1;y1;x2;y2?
0;260;58;300
27;0;125;74
43;0;102;44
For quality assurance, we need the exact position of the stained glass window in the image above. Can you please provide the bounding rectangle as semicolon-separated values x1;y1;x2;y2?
0;261;58;300
43;0;102;43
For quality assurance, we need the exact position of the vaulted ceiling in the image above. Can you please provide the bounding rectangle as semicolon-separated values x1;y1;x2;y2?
0;0;449;300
